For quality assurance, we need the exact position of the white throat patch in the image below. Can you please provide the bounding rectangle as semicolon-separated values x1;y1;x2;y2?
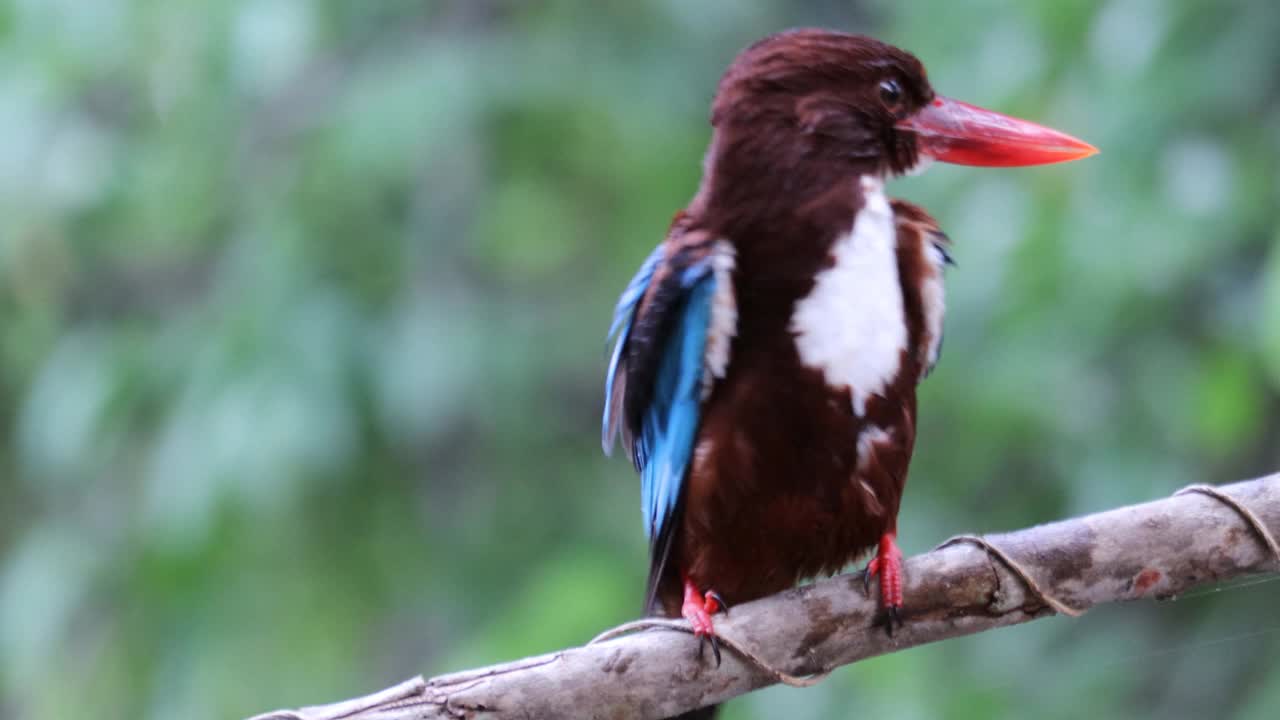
790;177;905;416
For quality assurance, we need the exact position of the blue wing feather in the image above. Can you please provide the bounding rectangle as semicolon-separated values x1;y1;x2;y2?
606;245;663;342
638;269;714;539
603;244;716;542
602;245;664;455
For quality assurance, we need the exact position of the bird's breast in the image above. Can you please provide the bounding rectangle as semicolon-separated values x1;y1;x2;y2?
789;177;905;416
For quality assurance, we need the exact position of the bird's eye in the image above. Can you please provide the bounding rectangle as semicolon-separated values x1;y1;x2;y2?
879;79;903;111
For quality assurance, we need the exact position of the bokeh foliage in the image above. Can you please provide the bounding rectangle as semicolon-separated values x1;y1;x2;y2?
1;1;1278;719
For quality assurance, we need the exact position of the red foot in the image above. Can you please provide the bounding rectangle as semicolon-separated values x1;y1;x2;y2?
681;575;727;666
863;532;905;634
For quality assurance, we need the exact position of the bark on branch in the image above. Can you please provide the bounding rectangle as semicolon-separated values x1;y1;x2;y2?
248;475;1280;720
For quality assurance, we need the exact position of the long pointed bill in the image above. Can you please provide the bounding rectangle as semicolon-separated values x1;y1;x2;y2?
897;96;1098;167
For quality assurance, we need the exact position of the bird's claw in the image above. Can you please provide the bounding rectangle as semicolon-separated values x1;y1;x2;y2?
698;632;722;667
877;603;904;637
863;533;905;637
687;602;723;668
683;577;726;667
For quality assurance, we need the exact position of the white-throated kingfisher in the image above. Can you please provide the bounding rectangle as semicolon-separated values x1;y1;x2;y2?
601;29;1096;702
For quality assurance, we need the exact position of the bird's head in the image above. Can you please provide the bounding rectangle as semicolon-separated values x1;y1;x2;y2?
707;30;1096;183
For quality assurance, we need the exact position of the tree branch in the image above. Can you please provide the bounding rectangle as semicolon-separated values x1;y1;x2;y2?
248;475;1280;720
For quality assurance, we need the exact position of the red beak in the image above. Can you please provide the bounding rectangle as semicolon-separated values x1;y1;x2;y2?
897;96;1098;167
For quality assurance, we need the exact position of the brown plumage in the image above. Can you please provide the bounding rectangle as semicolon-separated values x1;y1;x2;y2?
657;200;947;616
634;29;948;618
601;28;1093;719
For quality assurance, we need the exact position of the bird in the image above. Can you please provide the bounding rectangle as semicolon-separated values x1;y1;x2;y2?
601;28;1095;715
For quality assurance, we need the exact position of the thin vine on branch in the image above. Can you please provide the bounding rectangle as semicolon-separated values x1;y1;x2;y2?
248;474;1280;720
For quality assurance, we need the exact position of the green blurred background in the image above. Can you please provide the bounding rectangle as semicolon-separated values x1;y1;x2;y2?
2;1;1279;718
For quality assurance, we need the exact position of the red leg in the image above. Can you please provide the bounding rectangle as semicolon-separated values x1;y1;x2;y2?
681;575;728;665
863;532;905;633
